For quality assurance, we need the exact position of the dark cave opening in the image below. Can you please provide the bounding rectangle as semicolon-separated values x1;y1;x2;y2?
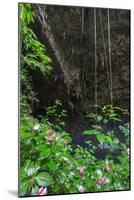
29;66;129;160
27;5;130;160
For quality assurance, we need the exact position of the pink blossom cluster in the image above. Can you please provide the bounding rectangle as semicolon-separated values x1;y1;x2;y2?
39;187;47;195
96;176;110;188
79;167;84;174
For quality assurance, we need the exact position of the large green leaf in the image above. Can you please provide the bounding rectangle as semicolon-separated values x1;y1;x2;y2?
38;145;51;160
24;161;39;177
25;165;39;177
65;182;71;190
83;129;97;135
35;172;54;187
47;160;57;170
96;115;103;122
105;135;113;144
96;133;105;143
64;136;72;143
19;179;33;196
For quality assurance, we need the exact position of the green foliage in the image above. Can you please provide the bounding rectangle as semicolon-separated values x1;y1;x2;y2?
20;3;53;115
44;99;68;131
86;105;128;124
83;129;98;135
20;105;130;196
20;3;53;75
85;105;129;153
20;160;54;196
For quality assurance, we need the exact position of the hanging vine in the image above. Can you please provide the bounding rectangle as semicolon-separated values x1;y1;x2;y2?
94;8;98;112
108;9;113;106
99;9;111;97
81;7;85;38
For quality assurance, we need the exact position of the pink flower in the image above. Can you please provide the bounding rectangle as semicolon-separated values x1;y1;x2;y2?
48;136;53;141
79;167;84;174
96;178;101;186
102;177;107;185
78;185;85;193
33;124;40;131
46;129;53;134
39;187;47;195
48;134;56;141
105;164;110;172
64;140;68;145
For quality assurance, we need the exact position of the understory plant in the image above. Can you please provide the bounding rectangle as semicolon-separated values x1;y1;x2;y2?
44;99;68;131
84;105;129;154
19;104;130;196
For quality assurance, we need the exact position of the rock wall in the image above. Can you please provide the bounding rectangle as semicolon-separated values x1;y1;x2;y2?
33;4;130;114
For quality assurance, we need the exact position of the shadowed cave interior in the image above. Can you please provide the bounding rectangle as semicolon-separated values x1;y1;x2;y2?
28;5;130;158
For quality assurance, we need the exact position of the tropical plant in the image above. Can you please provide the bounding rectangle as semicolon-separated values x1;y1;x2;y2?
84;105;129;156
44;99;68;131
19;105;130;196
20;3;53;115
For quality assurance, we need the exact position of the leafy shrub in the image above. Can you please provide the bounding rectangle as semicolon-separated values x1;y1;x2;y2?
85;105;129;155
19;105;130;196
20;3;53;115
44;99;68;131
20;4;53;75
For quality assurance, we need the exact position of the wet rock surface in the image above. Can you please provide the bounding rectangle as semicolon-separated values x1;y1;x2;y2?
33;5;130;113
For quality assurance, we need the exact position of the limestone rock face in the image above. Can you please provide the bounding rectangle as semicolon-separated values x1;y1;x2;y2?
33;5;130;114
